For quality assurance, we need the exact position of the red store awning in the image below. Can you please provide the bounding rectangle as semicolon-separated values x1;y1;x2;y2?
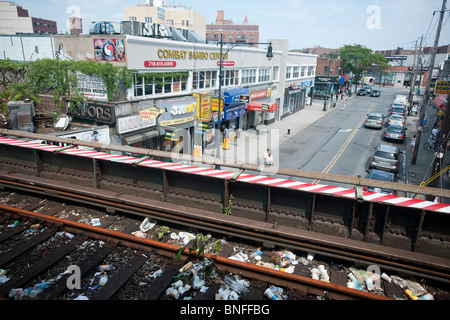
247;102;278;113
433;94;447;109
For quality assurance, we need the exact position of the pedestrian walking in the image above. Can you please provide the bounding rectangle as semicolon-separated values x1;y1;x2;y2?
411;135;416;153
341;99;347;111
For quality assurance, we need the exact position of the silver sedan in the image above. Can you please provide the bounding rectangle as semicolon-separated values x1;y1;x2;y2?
387;114;405;128
365;113;384;129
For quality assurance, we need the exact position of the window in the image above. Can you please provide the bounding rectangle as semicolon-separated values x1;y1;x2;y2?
258;68;270;83
223;70;239;86
167;19;174;26
192;71;217;90
308;66;315;76
273;66;279;81
133;73;188;98
241;69;256;85
293;66;300;78
130;17;137;22
301;66;306;77
286;66;292;79
145;17;152;24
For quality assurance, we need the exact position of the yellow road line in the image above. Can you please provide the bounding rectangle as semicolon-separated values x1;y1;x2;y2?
313;104;376;184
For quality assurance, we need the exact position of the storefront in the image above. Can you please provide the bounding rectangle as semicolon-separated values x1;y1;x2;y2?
245;87;274;127
282;80;311;119
117;113;158;149
313;76;341;100
221;88;249;132
156;96;198;155
247;102;278;126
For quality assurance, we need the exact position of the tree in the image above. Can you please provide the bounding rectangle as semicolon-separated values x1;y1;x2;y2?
339;44;388;91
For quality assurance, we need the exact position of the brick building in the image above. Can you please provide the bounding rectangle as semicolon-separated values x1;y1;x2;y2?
206;10;259;47
0;1;57;35
315;57;342;76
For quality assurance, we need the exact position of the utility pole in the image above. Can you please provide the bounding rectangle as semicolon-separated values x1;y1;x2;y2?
408;36;423;116
426;94;450;200
411;0;447;165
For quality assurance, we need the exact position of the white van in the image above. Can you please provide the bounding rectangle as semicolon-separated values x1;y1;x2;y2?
394;95;408;106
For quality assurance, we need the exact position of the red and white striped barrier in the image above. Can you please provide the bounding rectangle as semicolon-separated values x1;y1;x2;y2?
1;137;449;214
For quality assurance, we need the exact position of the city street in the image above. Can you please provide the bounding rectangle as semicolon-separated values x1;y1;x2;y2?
243;86;450;200
278;88;408;187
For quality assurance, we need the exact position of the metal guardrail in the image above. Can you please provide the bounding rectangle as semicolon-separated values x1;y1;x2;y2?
1;129;449;200
1;129;450;259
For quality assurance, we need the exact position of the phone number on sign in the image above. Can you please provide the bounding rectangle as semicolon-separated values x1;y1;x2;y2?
144;61;177;67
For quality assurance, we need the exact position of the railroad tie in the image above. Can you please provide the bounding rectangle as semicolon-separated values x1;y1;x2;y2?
0;231;53;268
141;264;180;300
0;242;77;297
192;282;221;300
90;254;147;300
0;224;27;244
39;247;113;299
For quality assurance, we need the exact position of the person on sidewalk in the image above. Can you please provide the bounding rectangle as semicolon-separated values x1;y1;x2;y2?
341;99;347;111
411;135;416;153
263;148;270;165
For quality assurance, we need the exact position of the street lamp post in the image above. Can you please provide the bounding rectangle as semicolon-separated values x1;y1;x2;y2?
216;34;273;130
214;34;273;167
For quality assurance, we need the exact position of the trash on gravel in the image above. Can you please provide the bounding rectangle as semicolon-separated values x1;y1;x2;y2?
131;230;146;238
91;218;101;227
390;275;428;296
264;285;287;300
223;274;250;295
178;232;196;245
140;217;156;232
228;251;249;262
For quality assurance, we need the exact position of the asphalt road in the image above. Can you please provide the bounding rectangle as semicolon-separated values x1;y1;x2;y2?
277;87;408;189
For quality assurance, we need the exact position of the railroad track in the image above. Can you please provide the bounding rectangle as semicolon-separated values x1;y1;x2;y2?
1;186;449;302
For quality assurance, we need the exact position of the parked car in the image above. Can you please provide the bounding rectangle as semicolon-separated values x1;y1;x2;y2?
369;144;400;173
364;85;372;94
365;113;384;129
357;89;366;96
389;102;405;110
387;114;405;128
370;90;380;97
384;124;406;143
394;95;408;106
389;106;406;117
364;169;396;195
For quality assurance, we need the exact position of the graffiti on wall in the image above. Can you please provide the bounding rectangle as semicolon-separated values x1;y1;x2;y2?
93;38;126;62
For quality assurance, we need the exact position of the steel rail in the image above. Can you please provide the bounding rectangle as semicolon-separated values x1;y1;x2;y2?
0;204;391;300
1;129;449;199
1;176;449;285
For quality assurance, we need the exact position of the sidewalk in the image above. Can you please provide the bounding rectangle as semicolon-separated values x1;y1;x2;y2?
405;94;450;202
218;98;341;165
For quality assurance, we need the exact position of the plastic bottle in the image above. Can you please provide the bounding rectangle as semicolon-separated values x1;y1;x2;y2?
366;277;374;291
98;265;112;271
381;273;392;283
249;249;263;258
318;265;330;282
99;273;108;286
179;262;193;273
64;232;74;239
419;293;434;300
264;288;279;300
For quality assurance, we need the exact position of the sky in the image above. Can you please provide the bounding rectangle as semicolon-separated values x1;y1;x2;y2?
14;0;450;51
